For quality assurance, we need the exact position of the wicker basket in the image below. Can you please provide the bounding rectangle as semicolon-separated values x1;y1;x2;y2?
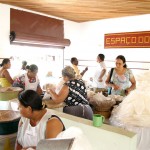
90;99;116;112
90;88;107;93
0;87;22;101
93;110;111;119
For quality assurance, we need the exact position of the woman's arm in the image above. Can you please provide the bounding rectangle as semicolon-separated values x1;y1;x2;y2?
105;73;113;87
15;141;22;150
80;66;88;76
3;69;13;84
36;84;43;95
105;71;120;90
45;117;64;138
47;85;69;104
12;76;25;90
125;76;136;95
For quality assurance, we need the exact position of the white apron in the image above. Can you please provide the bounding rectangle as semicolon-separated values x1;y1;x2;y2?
17;109;52;148
25;73;38;91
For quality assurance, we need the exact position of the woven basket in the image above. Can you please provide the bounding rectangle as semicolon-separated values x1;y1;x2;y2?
93;110;111;119
0;87;22;101
90;88;107;93
90;99;116;112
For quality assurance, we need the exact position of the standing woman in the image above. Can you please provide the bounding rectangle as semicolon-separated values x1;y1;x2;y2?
105;55;136;96
47;66;93;120
0;58;13;87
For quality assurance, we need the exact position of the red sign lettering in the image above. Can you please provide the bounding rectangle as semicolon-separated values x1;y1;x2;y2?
104;31;150;48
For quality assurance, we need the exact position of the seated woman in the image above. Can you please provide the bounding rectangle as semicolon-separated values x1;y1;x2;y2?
47;66;93;120
0;58;14;87
13;64;43;95
105;55;136;96
15;90;65;150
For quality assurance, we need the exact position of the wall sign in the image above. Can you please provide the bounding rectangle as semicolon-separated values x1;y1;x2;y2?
104;31;150;48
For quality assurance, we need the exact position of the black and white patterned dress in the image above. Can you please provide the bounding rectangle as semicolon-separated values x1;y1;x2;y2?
64;79;89;106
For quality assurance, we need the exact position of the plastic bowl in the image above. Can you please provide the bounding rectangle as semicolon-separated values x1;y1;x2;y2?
0;110;21;135
0;87;22;101
0;118;20;135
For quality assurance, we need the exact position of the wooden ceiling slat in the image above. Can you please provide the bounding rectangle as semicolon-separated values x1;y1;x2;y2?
0;0;150;22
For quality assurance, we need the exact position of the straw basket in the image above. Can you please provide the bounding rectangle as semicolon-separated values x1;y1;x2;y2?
0;87;22;101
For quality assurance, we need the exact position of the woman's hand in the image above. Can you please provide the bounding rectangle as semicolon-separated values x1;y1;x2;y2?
46;84;56;93
113;84;120;90
21;147;36;150
46;84;69;104
125;88;132;95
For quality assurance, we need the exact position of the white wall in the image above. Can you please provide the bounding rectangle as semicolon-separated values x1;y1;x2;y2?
0;3;150;76
1;3;150;63
64;20;80;59
79;15;150;66
0;4;10;58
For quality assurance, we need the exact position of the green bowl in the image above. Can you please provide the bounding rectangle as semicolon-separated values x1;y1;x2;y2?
0;87;22;101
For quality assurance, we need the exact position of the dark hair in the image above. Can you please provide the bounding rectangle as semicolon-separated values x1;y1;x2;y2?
70;57;77;64
22;61;27;66
98;54;105;61
116;55;127;68
21;61;27;70
18;90;45;111
0;59;10;67
26;65;30;70
29;64;38;72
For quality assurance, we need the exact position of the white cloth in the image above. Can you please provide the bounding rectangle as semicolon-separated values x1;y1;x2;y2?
92;61;106;88
109;70;150;150
17;109;52;148
57;127;92;150
25;73;39;91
